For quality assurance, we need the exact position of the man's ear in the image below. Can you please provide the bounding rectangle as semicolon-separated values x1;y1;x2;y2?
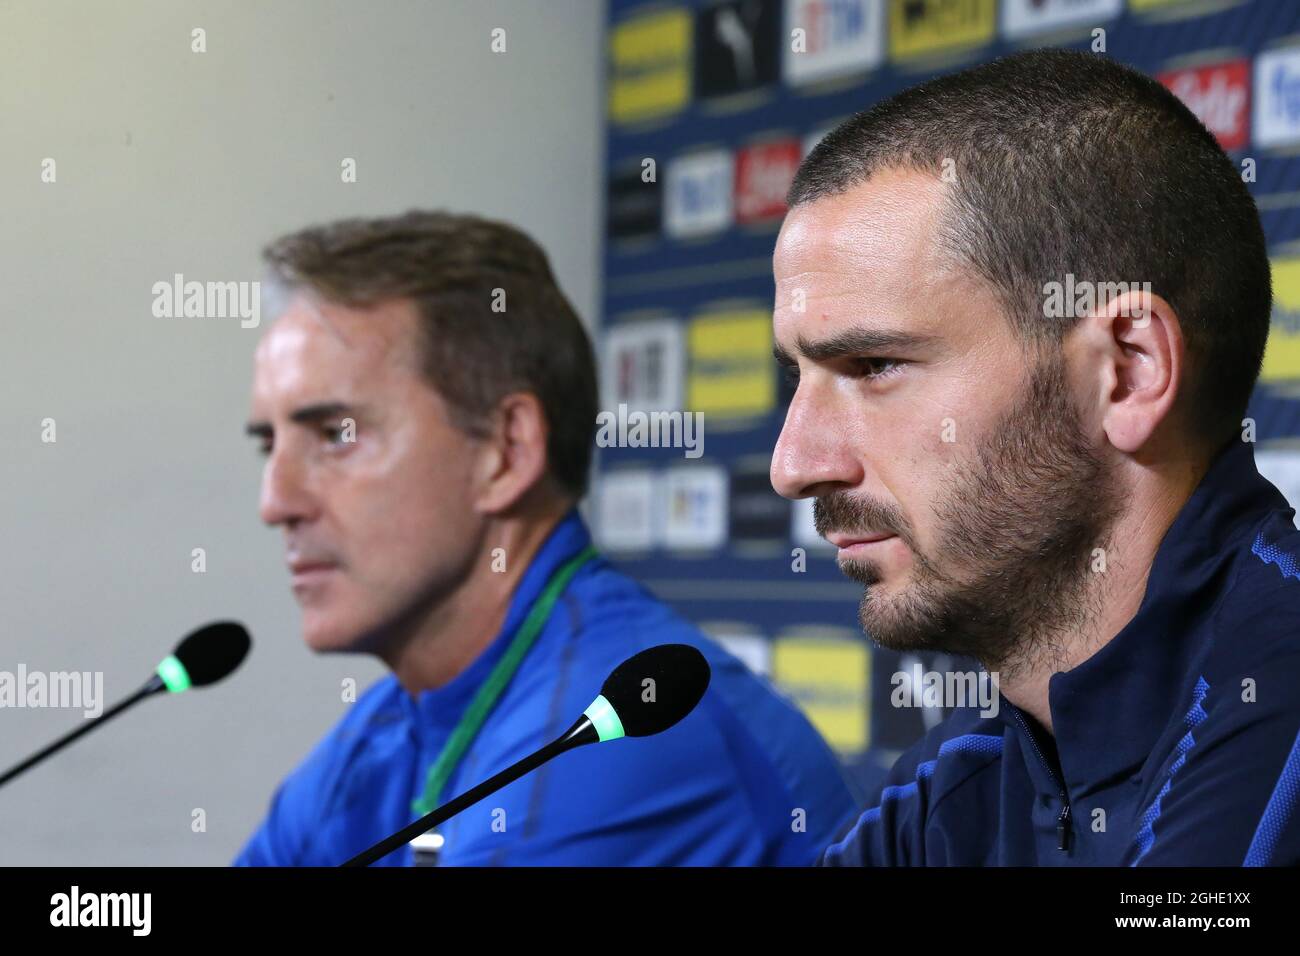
472;392;551;514
1091;289;1186;455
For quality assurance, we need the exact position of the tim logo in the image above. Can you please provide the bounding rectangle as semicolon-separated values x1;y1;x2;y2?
785;0;883;85
798;0;870;53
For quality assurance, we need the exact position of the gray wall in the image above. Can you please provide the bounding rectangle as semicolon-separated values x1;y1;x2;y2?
0;0;603;865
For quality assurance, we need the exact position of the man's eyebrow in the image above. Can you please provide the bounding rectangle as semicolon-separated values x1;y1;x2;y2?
773;341;797;367
244;402;355;437
779;328;940;363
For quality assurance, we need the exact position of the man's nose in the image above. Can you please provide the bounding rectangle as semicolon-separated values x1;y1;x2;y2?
770;384;865;499
259;449;318;527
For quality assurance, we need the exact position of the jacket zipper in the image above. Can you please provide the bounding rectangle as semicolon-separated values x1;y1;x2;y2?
1009;707;1072;853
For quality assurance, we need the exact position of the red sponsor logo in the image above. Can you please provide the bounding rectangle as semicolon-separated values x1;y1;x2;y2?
1158;58;1250;151
735;139;801;224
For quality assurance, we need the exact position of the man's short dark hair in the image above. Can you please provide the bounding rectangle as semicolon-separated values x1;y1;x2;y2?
263;210;598;499
789;48;1271;456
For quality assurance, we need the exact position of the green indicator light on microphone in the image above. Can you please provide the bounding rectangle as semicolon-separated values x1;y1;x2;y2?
583;694;625;742
156;655;192;694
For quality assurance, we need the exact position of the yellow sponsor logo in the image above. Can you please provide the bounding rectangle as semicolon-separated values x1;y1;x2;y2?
1129;0;1193;9
687;310;775;418
608;8;692;125
773;634;869;753
1264;257;1300;383
888;0;994;61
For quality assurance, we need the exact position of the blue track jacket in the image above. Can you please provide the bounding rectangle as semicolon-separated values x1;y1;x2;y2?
824;437;1300;866
236;510;858;866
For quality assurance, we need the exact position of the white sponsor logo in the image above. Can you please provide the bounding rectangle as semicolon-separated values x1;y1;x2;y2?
783;0;884;86
1000;0;1121;39
663;466;729;550
666;149;734;238
1255;46;1300;149
601;319;684;414
595;469;658;553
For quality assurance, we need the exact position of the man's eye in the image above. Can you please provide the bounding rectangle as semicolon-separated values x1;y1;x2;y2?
782;364;801;388
855;357;905;381
322;425;346;445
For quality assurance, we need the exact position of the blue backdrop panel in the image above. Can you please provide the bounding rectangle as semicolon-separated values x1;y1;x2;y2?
599;0;1300;796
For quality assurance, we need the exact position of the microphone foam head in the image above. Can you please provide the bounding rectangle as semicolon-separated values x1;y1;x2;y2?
170;621;251;689
598;644;710;738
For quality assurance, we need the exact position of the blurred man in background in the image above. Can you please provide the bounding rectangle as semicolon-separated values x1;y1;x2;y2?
237;210;857;865
771;49;1300;865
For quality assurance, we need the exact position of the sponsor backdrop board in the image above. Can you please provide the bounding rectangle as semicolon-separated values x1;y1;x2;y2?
600;0;1300;796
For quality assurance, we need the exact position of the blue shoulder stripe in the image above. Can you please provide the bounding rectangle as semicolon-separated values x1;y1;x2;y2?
1131;676;1210;865
1244;726;1300;866
1253;529;1300;581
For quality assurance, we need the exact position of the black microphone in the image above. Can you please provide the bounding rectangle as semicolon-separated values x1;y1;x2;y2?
0;620;251;790
341;643;711;867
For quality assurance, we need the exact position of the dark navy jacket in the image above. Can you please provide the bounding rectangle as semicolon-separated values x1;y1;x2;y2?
235;510;858;866
824;437;1300;866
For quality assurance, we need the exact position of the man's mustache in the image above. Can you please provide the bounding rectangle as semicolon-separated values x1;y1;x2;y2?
813;492;902;541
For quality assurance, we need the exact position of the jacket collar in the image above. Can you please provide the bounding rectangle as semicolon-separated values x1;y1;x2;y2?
1007;437;1290;796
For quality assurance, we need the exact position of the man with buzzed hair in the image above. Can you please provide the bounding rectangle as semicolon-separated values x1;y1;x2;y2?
770;49;1300;865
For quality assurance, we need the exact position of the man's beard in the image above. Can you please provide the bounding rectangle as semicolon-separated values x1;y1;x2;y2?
814;345;1123;680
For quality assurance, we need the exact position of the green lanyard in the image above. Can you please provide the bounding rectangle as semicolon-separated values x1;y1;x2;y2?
410;544;598;818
